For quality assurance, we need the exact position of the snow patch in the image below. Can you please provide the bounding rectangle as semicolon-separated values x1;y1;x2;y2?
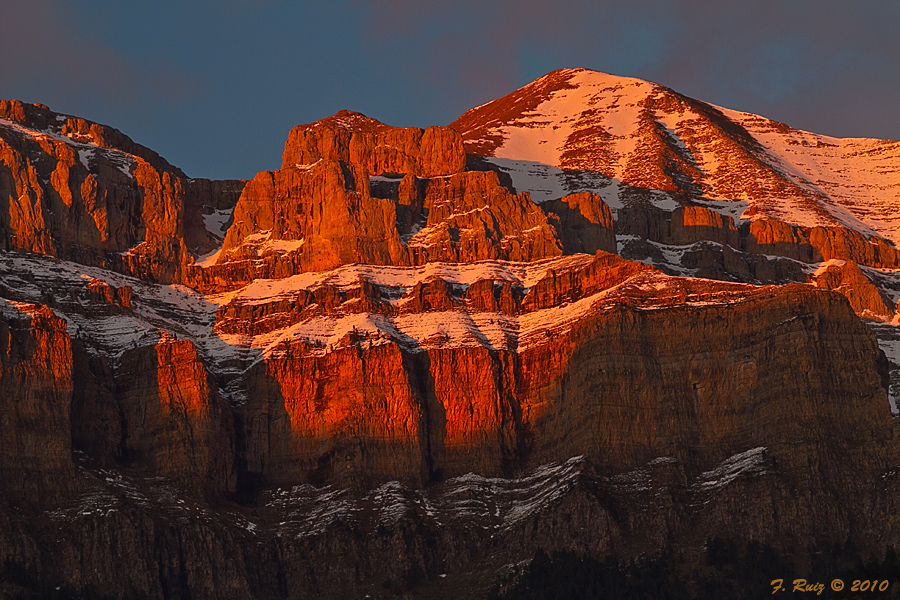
696;447;768;490
202;209;233;239
294;159;321;171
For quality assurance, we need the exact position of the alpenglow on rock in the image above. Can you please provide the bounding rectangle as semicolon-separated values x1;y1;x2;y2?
0;68;899;599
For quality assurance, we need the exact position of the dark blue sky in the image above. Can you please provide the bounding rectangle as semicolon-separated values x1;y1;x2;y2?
4;0;898;180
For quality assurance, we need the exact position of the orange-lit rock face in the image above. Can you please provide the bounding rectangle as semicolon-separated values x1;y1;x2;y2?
421;345;520;477
72;334;230;493
155;335;211;418
409;170;564;263
0;100;225;283
211;252;890;497
193;113;599;290
281;110;466;178
670;205;740;247
140;335;235;491
0;301;74;507
812;259;896;322
744;218;900;269
246;342;428;488
220;160;409;275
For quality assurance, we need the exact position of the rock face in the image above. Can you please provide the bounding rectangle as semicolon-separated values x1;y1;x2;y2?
0;100;240;282
408;171;563;263
615;201;900;270
74;333;235;494
541;191;616;254
228;253;889;494
812;259;897;322
184;177;246;254
0;249;895;599
618;202;741;249
0;300;75;509
219;159;411;273
744;218;900;268
282;110;466;177
193;112;584;290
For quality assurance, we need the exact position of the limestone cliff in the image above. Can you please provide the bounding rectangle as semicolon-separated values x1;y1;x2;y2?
0;249;895;599
281;110;466;178
192;113;601;290
0;300;75;509
0;100;240;282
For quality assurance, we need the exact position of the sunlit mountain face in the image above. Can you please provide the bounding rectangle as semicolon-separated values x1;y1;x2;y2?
0;69;899;599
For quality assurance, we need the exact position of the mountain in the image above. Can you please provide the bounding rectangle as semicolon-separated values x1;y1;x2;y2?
0;70;899;599
451;68;900;242
451;68;900;305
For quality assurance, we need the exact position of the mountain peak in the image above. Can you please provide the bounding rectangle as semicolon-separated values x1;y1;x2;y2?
450;69;900;244
299;109;394;134
450;68;660;161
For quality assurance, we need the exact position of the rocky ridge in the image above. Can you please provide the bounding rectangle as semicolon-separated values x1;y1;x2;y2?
452;68;900;328
0;99;245;283
451;68;900;328
451;68;900;244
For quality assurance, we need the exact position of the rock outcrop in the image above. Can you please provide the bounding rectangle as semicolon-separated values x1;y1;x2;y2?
541;191;616;254
193;113;583;291
407;171;563;263
220;160;410;273
744;218;900;268
0;100;240;282
812;259;897;322
282;110;466;178
618;202;741;249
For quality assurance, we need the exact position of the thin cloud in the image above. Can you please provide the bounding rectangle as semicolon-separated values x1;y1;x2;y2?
350;0;900;139
0;0;199;111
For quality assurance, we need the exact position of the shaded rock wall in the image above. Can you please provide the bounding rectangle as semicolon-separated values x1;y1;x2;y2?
0;301;75;509
541;191;616;255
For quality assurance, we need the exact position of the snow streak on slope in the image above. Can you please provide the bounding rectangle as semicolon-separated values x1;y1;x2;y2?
217;254;615;356
871;324;900;416
488;69;649;170
220;262;762;359
263;457;587;538
232;254;597;304
723;108;900;242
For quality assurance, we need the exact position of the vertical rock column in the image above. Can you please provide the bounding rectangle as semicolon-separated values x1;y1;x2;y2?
0;301;75;508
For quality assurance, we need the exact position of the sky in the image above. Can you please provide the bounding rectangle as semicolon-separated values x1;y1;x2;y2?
3;0;899;180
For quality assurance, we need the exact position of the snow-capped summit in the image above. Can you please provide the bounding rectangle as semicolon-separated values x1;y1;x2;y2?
451;68;900;244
